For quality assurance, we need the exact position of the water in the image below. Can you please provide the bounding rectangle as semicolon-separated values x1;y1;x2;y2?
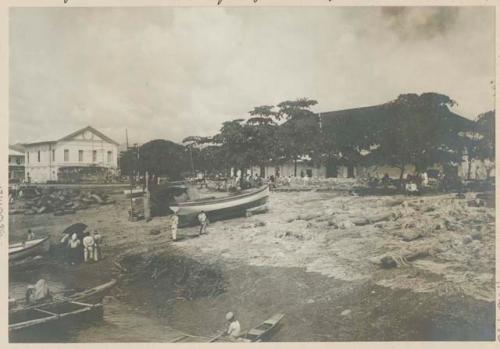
9;266;185;343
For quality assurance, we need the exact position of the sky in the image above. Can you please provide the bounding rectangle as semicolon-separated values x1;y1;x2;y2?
9;6;495;145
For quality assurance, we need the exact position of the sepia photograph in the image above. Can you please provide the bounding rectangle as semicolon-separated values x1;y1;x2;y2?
5;2;497;344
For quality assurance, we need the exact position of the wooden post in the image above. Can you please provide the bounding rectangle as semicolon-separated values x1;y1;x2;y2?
144;171;151;221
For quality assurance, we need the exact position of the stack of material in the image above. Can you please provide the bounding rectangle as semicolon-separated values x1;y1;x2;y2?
15;188;115;216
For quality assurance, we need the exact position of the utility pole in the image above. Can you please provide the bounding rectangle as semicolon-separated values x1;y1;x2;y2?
125;128;129;150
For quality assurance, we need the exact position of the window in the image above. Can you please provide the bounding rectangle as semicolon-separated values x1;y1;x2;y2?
64;149;69;162
8;156;11;163
27;152;29;163
92;150;97;162
16;157;21;165
78;150;83;162
37;151;40;162
52;150;55;161
107;151;112;163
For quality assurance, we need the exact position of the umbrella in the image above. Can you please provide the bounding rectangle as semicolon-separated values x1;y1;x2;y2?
62;223;88;240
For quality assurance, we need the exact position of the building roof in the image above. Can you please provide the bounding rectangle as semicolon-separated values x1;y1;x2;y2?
22;126;119;147
9;145;24;156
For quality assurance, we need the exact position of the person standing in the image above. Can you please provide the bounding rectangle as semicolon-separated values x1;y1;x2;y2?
197;211;208;236
171;214;179;241
68;233;81;265
82;231;95;263
92;230;102;261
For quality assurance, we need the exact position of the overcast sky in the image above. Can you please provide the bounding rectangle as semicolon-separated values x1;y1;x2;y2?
9;6;495;145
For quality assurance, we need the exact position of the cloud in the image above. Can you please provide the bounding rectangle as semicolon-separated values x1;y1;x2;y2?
381;7;460;40
9;7;495;146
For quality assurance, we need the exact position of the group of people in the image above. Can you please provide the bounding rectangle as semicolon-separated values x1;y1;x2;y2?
60;229;102;265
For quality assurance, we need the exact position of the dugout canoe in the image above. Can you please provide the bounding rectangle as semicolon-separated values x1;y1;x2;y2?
209;313;284;343
170;185;270;217
9;237;50;261
9;300;103;339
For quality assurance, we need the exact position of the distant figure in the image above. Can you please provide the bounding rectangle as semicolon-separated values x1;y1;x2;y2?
171;214;179;241
82;231;95;263
26;229;35;241
382;173;390;188
68;233;81;265
92;230;102;261
26;279;52;304
226;312;241;338
197;211;208;236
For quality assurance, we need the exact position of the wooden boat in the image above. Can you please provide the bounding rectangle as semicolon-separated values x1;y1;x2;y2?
9;300;103;338
9;237;50;261
68;279;118;304
170;185;270;217
9;279;117;311
9;255;44;271
209;313;284;343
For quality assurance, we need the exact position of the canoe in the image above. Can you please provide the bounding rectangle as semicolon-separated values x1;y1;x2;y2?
68;279;118;304
210;313;284;343
9;255;44;271
9;279;117;311
9;300;103;339
9;237;50;261
170;185;270;217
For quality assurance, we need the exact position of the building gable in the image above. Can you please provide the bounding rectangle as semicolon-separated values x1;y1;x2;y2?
58;126;119;145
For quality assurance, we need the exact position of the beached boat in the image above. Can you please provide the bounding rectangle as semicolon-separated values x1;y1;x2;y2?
9;279;117;311
209;313;284;343
9;300;103;339
9;237;50;261
170;185;270;217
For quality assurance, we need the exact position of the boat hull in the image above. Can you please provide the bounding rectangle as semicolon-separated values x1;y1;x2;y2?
9;237;50;261
170;185;269;218
9;301;103;342
9;279;117;312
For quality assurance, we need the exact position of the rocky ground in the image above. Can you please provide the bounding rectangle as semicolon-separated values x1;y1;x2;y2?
8;186;496;341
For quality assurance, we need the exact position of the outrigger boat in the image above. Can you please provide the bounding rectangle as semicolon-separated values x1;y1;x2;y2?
9;279;117;311
170;184;270;219
9;237;50;261
9;300;103;339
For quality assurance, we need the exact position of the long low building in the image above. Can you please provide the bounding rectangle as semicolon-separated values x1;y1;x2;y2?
23;126;119;183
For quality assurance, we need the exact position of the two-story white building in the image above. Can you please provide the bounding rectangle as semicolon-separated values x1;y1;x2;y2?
24;126;119;183
9;144;25;182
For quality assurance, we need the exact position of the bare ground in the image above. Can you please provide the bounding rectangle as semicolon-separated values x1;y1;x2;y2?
9;189;496;341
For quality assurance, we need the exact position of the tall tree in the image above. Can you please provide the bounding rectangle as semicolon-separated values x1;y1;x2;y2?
363;93;471;183
276;98;320;176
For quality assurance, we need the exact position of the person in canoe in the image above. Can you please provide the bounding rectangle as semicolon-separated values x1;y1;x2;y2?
225;312;241;339
26;229;35;241
197;211;209;236
25;279;52;304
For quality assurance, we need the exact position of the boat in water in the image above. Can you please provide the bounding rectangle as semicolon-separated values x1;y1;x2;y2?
9;237;50;261
9;279;117;311
9;300;103;340
169;185;269;221
210;313;284;342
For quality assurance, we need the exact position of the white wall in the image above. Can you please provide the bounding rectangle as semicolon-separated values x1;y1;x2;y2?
25;131;118;183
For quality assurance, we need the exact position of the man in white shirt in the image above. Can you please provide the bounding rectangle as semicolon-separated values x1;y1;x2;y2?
197;211;208;236
82;231;95;263
171;214;179;241
226;312;241;338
